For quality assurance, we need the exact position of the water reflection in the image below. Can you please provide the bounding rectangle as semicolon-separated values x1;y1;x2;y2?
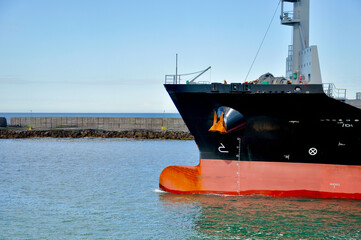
159;193;361;239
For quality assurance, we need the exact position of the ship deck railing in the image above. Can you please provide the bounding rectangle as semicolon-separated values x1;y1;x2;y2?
165;67;212;84
165;75;181;84
323;83;347;100
280;11;300;25
165;78;349;100
165;74;210;85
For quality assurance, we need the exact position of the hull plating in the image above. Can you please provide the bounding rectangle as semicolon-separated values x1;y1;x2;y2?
160;84;361;199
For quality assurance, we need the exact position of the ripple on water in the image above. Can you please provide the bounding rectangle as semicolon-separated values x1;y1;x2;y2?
1;138;360;239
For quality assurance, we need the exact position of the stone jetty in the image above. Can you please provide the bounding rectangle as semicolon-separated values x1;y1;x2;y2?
0;128;194;140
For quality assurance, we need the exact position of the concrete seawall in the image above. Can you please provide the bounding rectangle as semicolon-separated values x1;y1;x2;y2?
10;117;189;132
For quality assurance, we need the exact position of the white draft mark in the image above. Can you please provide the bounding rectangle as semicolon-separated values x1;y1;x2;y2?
218;143;229;153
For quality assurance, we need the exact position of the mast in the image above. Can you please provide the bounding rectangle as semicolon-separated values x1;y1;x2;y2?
281;0;322;84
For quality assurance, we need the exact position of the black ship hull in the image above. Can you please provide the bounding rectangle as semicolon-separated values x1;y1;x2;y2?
165;83;360;165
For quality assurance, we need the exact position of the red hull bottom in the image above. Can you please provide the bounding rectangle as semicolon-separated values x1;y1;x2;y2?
159;159;361;199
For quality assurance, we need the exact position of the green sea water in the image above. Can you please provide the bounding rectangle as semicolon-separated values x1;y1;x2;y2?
1;138;360;239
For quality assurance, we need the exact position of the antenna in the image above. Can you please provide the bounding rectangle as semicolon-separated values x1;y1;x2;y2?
175;54;178;84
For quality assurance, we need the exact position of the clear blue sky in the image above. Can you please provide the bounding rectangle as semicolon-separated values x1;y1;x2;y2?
1;0;360;113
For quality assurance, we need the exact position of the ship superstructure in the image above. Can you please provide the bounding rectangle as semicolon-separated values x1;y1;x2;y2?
281;0;321;84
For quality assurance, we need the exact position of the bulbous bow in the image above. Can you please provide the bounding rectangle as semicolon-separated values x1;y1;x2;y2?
159;164;201;194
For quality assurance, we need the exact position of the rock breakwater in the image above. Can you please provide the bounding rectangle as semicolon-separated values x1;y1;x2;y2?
0;129;194;140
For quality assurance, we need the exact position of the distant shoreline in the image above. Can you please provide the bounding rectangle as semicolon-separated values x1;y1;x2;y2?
0;128;194;140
